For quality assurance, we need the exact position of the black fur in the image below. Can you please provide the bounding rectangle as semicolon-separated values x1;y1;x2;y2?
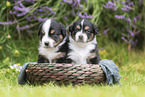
92;24;99;34
38;55;49;63
38;22;43;37
59;23;66;37
89;44;101;64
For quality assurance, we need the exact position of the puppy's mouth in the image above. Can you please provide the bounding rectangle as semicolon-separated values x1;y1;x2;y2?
44;45;52;48
76;39;85;43
44;45;51;48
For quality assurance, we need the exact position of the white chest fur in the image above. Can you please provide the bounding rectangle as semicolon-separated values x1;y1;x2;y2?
68;37;97;64
38;46;61;63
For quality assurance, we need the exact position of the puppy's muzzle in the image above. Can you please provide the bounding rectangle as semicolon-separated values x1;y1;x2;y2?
78;35;84;42
79;35;83;40
44;42;49;47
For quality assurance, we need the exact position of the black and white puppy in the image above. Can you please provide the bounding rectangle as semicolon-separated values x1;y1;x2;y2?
68;19;101;64
37;19;68;63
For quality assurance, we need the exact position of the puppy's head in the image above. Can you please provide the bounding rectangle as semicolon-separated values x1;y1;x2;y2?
38;19;66;48
69;19;98;43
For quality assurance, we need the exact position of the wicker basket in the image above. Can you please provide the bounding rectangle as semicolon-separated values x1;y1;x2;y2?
24;63;106;85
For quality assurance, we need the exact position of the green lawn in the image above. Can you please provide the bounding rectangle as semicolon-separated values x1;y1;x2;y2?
0;38;145;97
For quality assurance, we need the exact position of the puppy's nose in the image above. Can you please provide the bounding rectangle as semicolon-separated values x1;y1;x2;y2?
79;35;83;40
44;42;49;46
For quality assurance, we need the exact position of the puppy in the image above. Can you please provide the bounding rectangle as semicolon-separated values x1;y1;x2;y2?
37;19;68;63
68;19;101;64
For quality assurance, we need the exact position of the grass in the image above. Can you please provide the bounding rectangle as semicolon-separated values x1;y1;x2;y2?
0;85;145;97
0;35;145;97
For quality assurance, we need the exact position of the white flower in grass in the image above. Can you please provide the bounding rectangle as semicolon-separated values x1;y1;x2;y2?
10;64;22;71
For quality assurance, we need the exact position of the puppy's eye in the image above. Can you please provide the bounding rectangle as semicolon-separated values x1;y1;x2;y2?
52;34;58;37
86;30;90;33
75;28;80;32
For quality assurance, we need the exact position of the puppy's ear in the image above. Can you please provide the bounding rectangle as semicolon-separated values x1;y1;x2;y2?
92;23;99;34
69;21;77;33
60;23;66;37
38;23;43;36
69;24;73;33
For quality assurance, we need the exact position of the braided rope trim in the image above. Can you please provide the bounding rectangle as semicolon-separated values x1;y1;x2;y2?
26;63;106;85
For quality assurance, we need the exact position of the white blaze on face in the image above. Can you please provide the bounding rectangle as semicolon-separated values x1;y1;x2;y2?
41;19;55;47
75;19;88;43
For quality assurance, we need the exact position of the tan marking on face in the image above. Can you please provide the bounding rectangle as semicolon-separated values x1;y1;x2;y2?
54;35;63;46
88;33;94;42
76;25;80;29
42;30;45;34
59;35;63;40
85;26;89;30
72;31;75;38
50;30;55;34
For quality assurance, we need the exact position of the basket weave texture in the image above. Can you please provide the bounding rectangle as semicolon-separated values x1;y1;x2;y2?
26;63;106;85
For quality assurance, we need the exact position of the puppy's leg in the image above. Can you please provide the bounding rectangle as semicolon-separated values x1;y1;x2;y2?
56;57;65;63
89;57;101;64
89;49;101;64
66;58;73;63
37;55;49;63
